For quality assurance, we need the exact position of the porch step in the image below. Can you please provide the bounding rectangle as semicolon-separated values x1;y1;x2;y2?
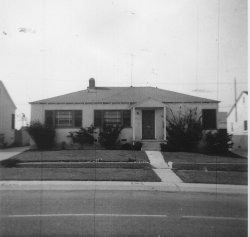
141;141;163;151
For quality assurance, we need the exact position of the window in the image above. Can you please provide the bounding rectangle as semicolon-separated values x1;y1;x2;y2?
94;110;131;127
104;111;121;125
244;120;248;131
56;111;73;127
202;109;217;129
45;110;82;128
11;114;15;129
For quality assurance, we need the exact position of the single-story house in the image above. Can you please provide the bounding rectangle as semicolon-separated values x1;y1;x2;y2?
227;91;248;150
30;78;219;149
0;80;16;147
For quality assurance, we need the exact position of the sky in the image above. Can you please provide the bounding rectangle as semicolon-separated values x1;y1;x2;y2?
0;0;247;128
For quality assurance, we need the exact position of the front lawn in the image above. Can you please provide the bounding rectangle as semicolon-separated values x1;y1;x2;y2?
0;168;160;182
164;152;248;185
10;150;149;162
175;170;248;185
163;152;247;164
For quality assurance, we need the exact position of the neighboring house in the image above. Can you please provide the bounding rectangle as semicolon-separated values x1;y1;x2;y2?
227;91;248;150
218;112;227;130
0;81;16;147
30;78;219;148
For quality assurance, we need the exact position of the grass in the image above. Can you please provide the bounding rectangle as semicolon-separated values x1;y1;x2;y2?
162;152;247;164
173;163;247;172
175;170;248;185
163;151;248;185
0;168;161;182
17;162;151;169
10;150;149;163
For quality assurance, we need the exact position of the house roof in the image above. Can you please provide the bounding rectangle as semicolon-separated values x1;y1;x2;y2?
0;80;17;109
227;91;248;117
30;86;219;104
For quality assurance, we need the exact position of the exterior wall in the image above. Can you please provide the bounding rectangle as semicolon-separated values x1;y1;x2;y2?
31;102;219;144
227;93;248;150
0;83;16;146
218;112;227;130
31;103;133;144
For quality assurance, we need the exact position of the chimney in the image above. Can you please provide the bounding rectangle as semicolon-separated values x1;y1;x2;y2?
88;78;95;89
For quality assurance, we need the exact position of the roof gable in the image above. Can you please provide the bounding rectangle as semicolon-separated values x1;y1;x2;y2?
0;81;16;109
132;98;165;108
227;91;248;117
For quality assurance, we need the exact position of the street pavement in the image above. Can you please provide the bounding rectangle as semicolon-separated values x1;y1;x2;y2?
0;190;247;237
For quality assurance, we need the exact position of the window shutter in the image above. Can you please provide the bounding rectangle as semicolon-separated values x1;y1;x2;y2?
11;114;15;129
94;110;102;127
74;110;82;127
45;110;54;127
123;110;131;127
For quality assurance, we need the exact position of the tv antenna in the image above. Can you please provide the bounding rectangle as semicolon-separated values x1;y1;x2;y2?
130;54;134;86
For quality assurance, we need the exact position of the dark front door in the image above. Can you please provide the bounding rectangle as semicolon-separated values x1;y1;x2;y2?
142;110;155;139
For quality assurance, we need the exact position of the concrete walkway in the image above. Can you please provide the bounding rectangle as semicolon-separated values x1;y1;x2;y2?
0;146;29;161
145;151;183;183
0;181;247;194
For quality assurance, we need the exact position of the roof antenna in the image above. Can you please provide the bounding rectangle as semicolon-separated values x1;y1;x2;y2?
130;54;134;87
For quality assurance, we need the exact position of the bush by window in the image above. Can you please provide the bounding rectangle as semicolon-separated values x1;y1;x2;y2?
68;125;95;146
165;108;203;152
27;121;55;150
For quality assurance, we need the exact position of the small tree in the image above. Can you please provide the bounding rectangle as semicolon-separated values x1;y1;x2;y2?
68;125;95;146
27;121;55;150
166;108;203;152
99;125;123;149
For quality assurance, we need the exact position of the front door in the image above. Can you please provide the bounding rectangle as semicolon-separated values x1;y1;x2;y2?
142;110;155;139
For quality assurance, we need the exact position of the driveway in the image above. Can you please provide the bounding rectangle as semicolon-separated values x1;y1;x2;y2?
0;146;29;161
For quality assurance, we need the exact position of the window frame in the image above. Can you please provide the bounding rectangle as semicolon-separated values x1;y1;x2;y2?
244;120;248;131
45;110;82;128
55;110;74;128
11;114;15;129
94;110;131;128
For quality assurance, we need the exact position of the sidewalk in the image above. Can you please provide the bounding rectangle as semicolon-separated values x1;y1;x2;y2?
146;151;183;183
0;181;247;194
0;146;29;161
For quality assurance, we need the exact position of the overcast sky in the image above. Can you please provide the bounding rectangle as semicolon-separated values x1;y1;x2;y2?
0;0;247;127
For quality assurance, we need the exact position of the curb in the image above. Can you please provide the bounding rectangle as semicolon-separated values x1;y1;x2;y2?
0;181;247;194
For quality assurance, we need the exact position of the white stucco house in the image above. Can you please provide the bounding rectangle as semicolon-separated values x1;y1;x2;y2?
0;81;16;147
30;78;219;149
227;91;248;150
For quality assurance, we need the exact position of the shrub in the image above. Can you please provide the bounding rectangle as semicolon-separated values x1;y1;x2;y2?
121;143;133;150
1;158;21;167
133;141;143;151
165;108;203;152
99;125;123;149
160;143;168;152
27;121;55;150
205;130;233;155
68;125;95;146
